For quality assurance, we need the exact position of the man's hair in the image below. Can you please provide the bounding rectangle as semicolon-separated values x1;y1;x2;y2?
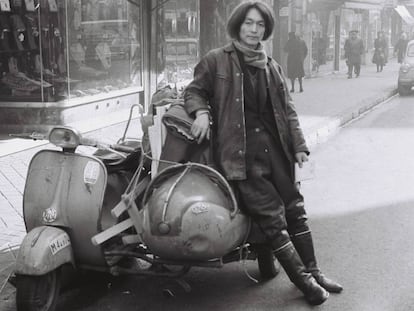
226;1;275;41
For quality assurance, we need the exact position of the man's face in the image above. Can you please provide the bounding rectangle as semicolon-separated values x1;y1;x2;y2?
239;8;265;49
350;32;357;39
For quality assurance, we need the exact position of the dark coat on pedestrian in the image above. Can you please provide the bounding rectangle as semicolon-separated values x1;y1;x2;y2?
183;42;309;181
312;36;326;65
372;37;387;65
344;37;364;65
394;38;409;63
284;35;308;79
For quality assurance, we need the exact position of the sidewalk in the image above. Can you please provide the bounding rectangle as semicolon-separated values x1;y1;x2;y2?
296;59;398;148
0;59;400;303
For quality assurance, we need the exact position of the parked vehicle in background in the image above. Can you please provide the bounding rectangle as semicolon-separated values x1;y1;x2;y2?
398;40;414;96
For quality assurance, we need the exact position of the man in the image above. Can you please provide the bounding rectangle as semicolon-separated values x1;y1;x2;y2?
394;32;409;64
312;31;326;72
183;1;342;305
284;32;308;92
344;30;364;78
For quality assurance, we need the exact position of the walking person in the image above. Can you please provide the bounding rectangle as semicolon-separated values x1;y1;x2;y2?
394;32;409;64
312;31;326;72
284;31;308;92
183;1;342;305
344;30;364;78
372;31;387;72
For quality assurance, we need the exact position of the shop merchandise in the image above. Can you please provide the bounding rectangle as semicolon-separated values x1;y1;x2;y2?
1;0;141;102
0;13;11;51
0;0;67;101
95;41;111;70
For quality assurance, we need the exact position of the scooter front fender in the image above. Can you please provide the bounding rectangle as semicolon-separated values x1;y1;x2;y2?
15;226;74;276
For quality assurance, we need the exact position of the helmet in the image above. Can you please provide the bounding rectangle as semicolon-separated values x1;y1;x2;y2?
141;163;248;260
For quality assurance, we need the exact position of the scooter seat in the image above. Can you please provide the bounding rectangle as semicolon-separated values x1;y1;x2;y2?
94;140;142;173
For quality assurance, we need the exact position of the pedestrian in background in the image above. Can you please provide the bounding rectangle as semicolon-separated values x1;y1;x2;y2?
284;31;308;92
312;31;326;72
344;30;364;79
184;1;342;306
372;31;387;72
394;32;409;64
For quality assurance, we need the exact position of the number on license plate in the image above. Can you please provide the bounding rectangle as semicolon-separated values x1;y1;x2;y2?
49;234;71;255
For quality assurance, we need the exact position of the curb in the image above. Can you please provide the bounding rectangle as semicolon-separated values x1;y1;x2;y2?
305;86;398;150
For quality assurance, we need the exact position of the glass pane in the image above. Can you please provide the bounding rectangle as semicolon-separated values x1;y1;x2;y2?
37;0;68;102
0;0;143;102
156;0;199;89
0;0;46;102
67;0;143;99
407;44;414;57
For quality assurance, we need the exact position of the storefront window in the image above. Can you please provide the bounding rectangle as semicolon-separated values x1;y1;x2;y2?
155;0;199;90
154;0;274;90
0;0;143;102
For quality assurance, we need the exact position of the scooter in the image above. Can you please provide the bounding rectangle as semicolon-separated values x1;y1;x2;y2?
11;105;278;311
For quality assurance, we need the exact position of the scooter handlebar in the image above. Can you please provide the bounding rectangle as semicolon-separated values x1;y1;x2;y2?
79;137;99;147
9;132;46;141
80;137;135;153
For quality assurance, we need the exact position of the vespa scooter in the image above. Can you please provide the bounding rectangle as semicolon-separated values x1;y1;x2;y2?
11;104;279;311
11;104;147;311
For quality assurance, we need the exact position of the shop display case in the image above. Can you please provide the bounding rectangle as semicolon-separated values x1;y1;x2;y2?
0;0;143;102
0;0;144;133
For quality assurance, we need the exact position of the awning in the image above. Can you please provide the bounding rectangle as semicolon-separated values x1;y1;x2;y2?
308;0;346;12
343;1;384;10
394;5;414;25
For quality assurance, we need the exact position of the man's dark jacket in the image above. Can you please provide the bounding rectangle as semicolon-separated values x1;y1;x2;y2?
183;43;309;180
344;38;364;64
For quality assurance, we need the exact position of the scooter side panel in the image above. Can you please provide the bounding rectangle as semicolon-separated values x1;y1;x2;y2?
15;226;74;275
23;150;108;267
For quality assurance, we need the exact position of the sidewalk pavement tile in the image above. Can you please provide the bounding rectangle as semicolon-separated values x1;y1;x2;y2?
0;251;17;310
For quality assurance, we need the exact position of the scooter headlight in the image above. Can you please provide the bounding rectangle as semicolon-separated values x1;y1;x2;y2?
49;127;81;149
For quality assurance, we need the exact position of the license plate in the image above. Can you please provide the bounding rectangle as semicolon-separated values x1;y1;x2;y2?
49;234;71;255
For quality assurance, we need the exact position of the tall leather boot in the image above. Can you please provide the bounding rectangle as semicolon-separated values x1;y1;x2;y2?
274;242;329;305
291;231;343;293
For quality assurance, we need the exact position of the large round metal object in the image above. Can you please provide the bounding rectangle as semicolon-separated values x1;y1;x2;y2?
141;164;249;260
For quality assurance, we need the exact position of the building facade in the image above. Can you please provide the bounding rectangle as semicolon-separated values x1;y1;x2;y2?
0;0;411;134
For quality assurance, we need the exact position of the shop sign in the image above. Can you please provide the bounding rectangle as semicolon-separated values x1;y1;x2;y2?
279;6;289;17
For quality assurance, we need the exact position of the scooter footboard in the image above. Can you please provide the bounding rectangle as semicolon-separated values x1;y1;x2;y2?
15;226;74;276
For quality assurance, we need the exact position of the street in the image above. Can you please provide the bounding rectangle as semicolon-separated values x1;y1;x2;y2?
300;93;414;311
1;93;411;311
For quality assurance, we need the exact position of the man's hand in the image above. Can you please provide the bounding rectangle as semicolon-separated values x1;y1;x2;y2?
295;152;309;168
191;110;210;144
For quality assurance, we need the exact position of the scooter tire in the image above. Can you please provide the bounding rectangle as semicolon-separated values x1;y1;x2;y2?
16;269;61;311
256;245;280;280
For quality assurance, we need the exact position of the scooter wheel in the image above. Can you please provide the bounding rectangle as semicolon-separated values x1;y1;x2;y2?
16;269;60;311
256;245;280;280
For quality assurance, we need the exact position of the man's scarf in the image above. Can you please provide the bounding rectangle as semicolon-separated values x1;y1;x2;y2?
233;40;268;69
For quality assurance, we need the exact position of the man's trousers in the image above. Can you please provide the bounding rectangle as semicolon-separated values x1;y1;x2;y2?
232;127;308;248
